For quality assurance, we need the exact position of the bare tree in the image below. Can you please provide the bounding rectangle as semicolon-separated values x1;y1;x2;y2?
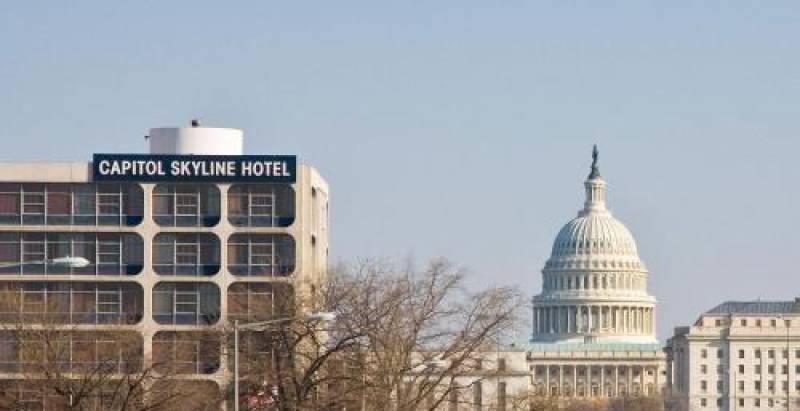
230;258;525;411
0;284;224;411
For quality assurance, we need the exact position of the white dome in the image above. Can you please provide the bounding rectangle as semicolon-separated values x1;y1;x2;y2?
532;147;658;345
551;213;638;258
543;160;646;271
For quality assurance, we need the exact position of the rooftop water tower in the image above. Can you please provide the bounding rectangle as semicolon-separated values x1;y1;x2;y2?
148;119;243;155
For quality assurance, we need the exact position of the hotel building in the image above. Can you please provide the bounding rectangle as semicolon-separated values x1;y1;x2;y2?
0;124;329;408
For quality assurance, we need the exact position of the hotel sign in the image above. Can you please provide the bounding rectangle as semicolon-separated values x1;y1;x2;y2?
92;154;297;183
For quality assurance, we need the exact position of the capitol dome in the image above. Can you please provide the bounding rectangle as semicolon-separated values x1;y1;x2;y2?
532;146;657;345
544;160;645;270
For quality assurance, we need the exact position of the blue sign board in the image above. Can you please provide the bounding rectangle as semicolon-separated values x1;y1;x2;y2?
92;154;297;183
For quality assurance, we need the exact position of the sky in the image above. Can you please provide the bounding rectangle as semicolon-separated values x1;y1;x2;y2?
1;1;799;342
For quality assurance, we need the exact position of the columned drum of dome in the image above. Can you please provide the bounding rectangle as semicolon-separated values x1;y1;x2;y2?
532;147;658;345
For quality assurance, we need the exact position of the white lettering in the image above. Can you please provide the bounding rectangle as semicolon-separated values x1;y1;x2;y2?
98;160;111;175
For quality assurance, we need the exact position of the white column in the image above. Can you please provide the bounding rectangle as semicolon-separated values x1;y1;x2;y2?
559;365;563;396
600;366;605;396
545;365;550;396
586;365;591;396
573;365;578;397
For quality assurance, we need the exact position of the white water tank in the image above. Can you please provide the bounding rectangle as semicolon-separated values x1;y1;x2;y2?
148;123;243;155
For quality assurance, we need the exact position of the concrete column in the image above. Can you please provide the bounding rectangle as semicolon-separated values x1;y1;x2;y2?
545;365;550;396
586;365;591;396
559;365;563;396
627;367;632;395
600;366;605;397
654;366;659;395
640;366;645;394
614;366;619;396
573;365;578;398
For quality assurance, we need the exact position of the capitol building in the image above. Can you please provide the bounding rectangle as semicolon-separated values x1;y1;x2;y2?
452;149;667;408
525;147;666;398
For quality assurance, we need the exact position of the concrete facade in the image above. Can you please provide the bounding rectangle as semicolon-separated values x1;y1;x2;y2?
0;125;329;406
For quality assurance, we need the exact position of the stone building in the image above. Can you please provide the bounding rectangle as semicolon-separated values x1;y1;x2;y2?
666;299;800;410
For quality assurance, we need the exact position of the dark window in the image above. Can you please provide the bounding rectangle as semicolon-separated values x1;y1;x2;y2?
152;282;220;325
227;234;295;276
153;233;220;276
228;184;295;227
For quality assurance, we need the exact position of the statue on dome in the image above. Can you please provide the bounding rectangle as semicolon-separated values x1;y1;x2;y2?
589;144;601;178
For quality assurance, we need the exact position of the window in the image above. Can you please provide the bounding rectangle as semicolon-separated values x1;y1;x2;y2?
738;349;745;359
153;185;219;227
738;364;744;373
497;382;506;410
700;380;707;392
782;365;789;375
755;380;761;391
153;234;220;276
0;232;142;276
740;319;747;326
228;184;295;227
227;282;291;322
755;398;760;407
701;349;708;359
152;282;220;325
717;349;723;359
738;381;744;392
771;319;777;327
473;382;482;408
701;364;707;374
755;365;761;374
755;349;762;359
716;380;723;393
0;282;142;325
700;398;706;406
152;331;220;374
497;358;506;372
768;349;775;359
768;365;775;374
227;234;295;276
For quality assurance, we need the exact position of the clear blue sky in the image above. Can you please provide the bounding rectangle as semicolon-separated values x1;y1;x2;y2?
2;1;799;341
